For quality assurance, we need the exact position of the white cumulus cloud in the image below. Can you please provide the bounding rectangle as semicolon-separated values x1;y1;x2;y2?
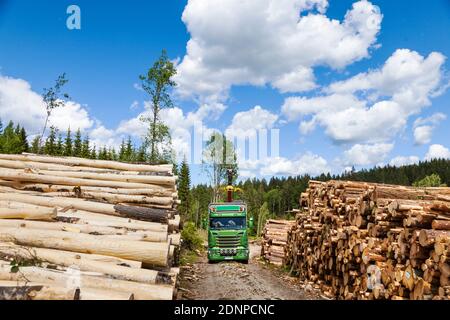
259;153;330;176
282;49;447;145
0;74;94;135
226;106;278;138
343;143;394;166
413;113;446;145
176;0;382;101
425;144;450;160
389;156;420;167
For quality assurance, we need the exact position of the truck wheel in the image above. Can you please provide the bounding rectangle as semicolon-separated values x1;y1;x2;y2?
242;260;249;265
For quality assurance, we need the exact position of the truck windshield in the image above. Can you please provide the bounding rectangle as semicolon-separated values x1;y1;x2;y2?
210;217;246;230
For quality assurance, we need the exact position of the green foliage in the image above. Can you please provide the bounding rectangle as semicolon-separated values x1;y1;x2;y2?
73;129;82;157
257;202;270;237
10;255;42;273
140;50;177;164
178;157;191;218
181;222;203;251
64;128;73;156
413;174;446;187
203;132;238;202
0;120;30;154
30;136;41;154
81;136;91;158
44;126;57;155
40;73;70;148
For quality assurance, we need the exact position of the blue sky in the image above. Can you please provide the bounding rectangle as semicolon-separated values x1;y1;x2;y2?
0;0;449;184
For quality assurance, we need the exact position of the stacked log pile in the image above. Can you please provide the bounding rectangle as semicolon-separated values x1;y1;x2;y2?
261;220;295;266
0;153;181;300
285;180;450;300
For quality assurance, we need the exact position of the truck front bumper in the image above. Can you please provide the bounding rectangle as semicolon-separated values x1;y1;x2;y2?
208;248;249;261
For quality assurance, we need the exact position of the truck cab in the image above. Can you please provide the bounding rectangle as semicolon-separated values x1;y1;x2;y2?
207;202;250;263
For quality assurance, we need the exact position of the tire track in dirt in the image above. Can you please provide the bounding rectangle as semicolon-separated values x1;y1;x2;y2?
179;243;322;300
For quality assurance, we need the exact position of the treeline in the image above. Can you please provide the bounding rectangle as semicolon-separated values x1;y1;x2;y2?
0;119;148;163
0;119;29;154
190;159;450;235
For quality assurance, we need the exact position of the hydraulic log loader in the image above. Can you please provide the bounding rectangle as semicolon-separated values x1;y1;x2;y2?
206;169;253;263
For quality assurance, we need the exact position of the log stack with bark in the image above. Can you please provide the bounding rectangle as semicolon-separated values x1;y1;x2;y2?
0;153;181;300
285;180;450;300
261;220;295;266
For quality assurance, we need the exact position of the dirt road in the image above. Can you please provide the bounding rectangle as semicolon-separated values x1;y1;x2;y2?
178;243;322;300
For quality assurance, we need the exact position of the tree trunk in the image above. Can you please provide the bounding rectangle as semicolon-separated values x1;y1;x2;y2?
432;220;450;230
0;193;170;223
0;153;172;173
0;281;80;300
0;207;57;221
0;244;171;284
0;219;168;241
0;168;158;189
113;204;169;223
0;227;170;267
0;264;173;300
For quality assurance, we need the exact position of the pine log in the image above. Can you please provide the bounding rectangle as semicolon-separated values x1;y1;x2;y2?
0;244;170;284
432;220;450;231
419;230;450;247
78;288;134;300
0;169;161;189
0;182;173;197
0;227;170;267
32;169;176;186
0;193;170;223
0;281;80;300
113;205;169;223
0;219;168;242
0;264;173;300
0;207;57;221
0;154;172;173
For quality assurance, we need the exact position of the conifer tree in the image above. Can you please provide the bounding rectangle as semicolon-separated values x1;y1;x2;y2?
1;121;23;154
56;134;64;156
178;157;191;218
31;136;41;154
44;126;57;155
90;146;97;159
81;136;91;159
19;127;29;153
64;128;73;156
118;139;126;161
136;145;147;163
73;129;82;157
125;136;134;162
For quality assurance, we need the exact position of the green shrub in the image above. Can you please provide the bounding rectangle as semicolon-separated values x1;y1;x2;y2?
181;222;203;251
413;174;446;187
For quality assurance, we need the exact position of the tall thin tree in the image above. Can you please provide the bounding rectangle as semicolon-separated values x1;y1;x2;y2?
40;73;70;148
139;50;177;164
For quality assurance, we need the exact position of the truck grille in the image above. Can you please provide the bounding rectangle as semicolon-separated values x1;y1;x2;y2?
217;235;240;248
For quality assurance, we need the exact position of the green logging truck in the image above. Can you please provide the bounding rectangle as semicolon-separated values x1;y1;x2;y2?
207;169;253;263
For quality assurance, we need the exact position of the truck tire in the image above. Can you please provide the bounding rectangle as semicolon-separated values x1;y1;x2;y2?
242;260;249;265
